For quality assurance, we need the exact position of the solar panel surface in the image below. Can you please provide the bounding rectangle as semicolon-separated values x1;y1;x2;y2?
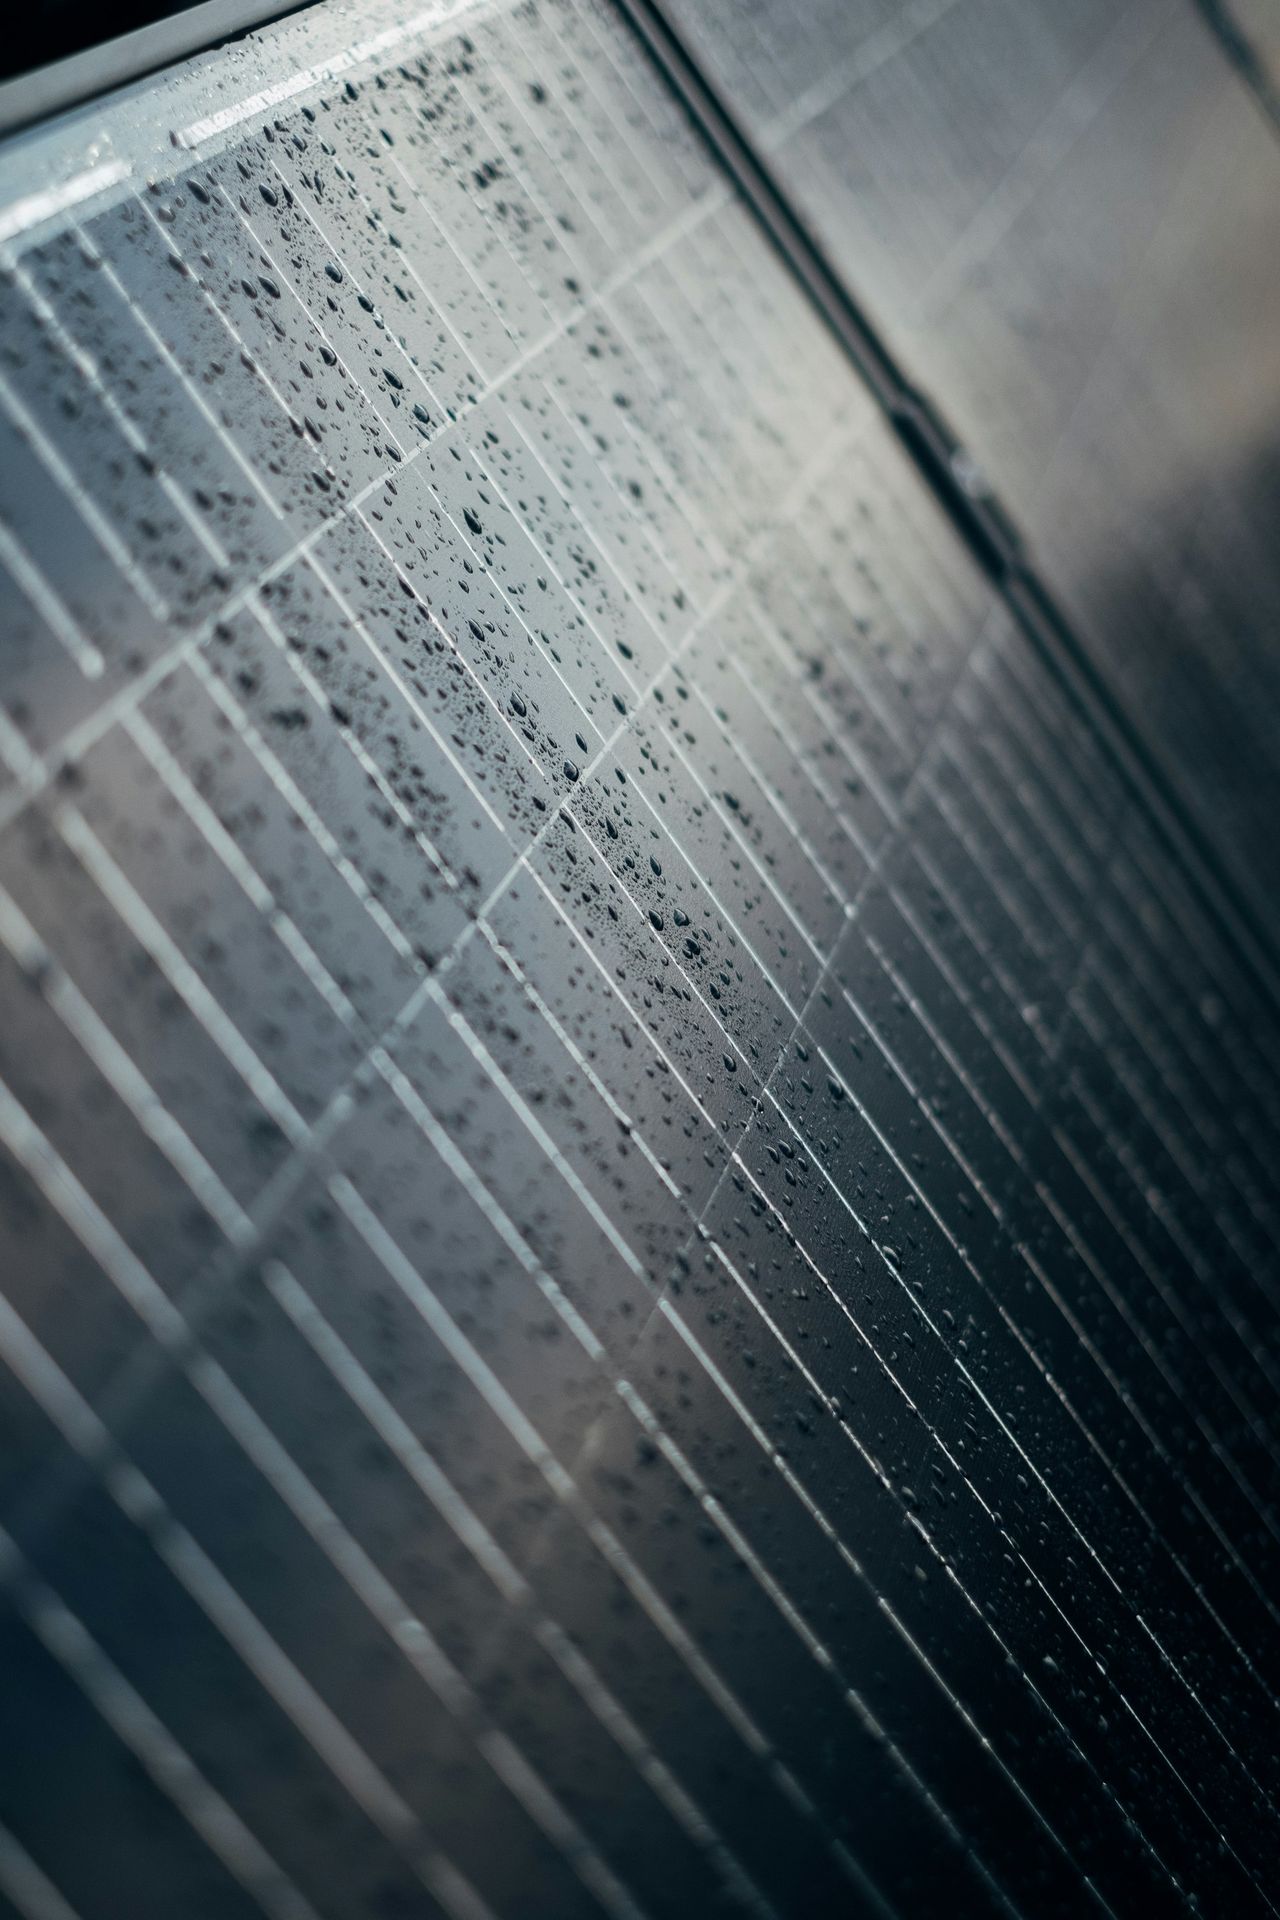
0;3;1279;1917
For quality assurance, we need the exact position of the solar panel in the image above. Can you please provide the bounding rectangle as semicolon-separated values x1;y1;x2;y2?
0;1;1278;1915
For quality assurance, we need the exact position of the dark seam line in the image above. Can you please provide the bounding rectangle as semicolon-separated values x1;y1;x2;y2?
612;0;1280;1018
1192;0;1280;136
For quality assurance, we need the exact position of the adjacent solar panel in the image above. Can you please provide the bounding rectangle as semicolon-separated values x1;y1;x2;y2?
0;2;1278;1916
657;0;1280;951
